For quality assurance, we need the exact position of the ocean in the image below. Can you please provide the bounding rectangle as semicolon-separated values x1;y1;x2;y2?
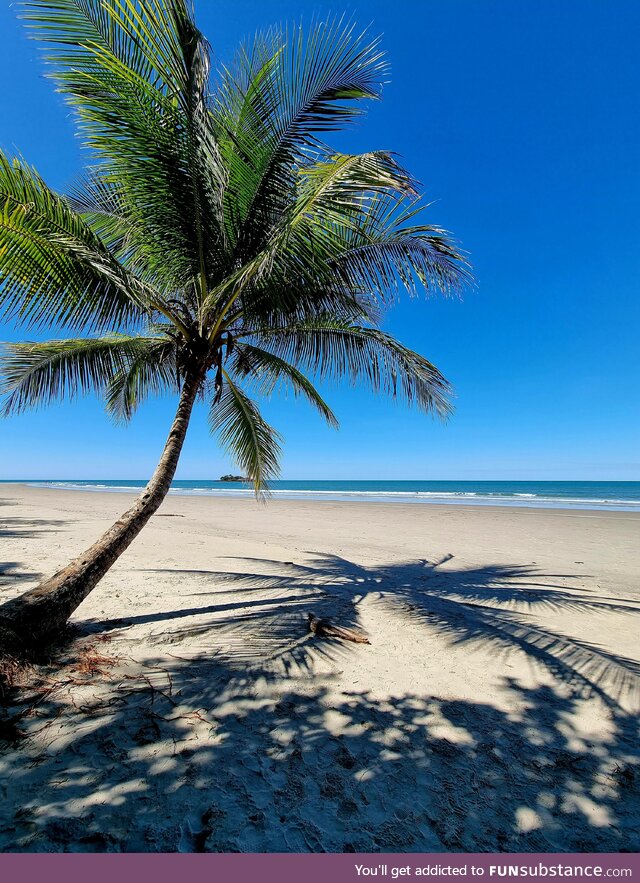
8;479;640;512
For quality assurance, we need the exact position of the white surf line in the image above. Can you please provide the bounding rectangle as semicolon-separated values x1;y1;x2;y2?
540;513;640;520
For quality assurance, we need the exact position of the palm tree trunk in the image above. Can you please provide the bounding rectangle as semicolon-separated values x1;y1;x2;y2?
0;365;204;652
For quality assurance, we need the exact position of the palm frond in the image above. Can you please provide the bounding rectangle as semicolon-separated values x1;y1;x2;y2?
209;371;282;493
202;158;469;331
331;196;472;299
66;169;133;255
248;318;453;417
23;0;227;293
214;17;387;251
231;343;338;428
24;0;197;95
105;336;178;421
0;334;163;414
0;152;148;331
296;151;418;214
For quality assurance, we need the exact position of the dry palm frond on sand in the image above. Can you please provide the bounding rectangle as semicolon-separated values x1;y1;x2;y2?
307;613;371;644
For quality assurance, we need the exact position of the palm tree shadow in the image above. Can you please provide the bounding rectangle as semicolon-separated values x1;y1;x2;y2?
83;553;640;709
0;562;42;592
0;499;66;541
0;506;60;593
2;658;638;852
0;501;64;583
4;553;639;852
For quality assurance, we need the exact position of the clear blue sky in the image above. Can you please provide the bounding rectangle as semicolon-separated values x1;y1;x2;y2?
1;0;639;480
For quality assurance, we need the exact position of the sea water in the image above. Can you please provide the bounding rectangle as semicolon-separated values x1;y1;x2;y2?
8;479;640;512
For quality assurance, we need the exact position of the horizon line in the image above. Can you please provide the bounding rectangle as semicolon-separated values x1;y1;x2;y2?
2;478;639;484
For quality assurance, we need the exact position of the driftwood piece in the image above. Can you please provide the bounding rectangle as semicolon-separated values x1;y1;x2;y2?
307;613;370;644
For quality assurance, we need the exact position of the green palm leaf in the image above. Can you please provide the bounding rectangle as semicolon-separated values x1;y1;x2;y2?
23;0;226;294
105;337;178;421
248;318;453;418
0;334;164;414
202;151;468;331
209;372;282;493
214;18;387;251
0;152;148;331
231;343;338;428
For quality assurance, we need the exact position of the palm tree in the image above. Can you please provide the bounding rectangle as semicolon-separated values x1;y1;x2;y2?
0;1;469;652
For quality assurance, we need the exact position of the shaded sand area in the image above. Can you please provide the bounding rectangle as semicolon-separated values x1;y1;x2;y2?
0;484;638;852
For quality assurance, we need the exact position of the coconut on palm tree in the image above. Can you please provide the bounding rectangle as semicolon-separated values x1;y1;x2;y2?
0;0;469;652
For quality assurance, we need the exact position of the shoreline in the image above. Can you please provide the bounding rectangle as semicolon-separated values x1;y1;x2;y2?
3;480;640;514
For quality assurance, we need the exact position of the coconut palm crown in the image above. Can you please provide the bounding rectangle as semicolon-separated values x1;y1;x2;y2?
0;1;470;648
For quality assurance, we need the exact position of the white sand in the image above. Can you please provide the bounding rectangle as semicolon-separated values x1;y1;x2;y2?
0;484;638;852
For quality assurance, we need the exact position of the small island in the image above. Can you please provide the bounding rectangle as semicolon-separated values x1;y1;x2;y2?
219;474;248;482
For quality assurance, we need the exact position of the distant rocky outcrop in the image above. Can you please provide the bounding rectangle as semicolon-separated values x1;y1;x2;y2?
219;474;248;482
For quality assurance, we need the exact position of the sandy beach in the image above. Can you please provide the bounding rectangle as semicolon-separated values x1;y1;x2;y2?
0;483;638;852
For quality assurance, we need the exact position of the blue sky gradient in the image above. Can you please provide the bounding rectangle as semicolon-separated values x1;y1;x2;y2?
1;0;639;480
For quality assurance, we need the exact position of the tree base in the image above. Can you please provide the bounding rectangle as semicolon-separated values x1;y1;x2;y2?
0;624;27;700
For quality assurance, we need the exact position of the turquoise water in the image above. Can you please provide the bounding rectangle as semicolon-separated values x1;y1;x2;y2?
7;479;640;511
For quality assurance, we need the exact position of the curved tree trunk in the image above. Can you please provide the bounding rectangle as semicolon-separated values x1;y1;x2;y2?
0;366;204;652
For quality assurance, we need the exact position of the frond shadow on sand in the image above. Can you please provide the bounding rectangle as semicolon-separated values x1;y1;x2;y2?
1;552;638;852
